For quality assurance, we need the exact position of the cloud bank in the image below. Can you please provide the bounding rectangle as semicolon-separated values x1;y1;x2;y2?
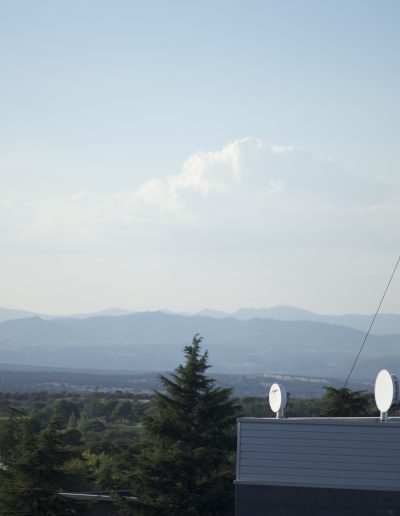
1;138;397;254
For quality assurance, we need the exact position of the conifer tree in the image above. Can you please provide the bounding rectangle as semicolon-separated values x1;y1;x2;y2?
126;335;240;516
320;387;370;417
0;413;84;515
67;412;78;429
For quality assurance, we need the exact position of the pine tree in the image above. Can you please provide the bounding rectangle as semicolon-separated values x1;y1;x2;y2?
320;387;370;417
0;413;84;516
126;335;240;516
67;412;78;429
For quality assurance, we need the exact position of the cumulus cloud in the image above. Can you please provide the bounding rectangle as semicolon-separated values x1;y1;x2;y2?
0;138;398;253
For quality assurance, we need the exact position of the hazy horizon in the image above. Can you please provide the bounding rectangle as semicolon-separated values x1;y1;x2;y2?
1;303;400;319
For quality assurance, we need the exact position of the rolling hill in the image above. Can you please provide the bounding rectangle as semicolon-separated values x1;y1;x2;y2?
197;305;400;335
0;311;399;381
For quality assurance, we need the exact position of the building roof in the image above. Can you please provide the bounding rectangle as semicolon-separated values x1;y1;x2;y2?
236;417;400;491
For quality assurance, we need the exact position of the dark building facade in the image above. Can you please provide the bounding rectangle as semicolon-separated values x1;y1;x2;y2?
235;417;400;516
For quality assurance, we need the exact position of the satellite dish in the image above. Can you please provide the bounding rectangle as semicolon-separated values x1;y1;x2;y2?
374;369;399;420
269;383;287;418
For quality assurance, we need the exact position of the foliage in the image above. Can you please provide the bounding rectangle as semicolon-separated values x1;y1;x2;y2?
240;396;322;418
52;399;81;426
2;368;379;514
0;412;84;515
320;387;371;417
126;335;240;516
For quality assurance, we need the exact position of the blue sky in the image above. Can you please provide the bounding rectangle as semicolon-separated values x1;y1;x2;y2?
1;1;399;314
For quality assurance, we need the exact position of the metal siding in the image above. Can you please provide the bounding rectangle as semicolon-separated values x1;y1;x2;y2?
237;419;400;490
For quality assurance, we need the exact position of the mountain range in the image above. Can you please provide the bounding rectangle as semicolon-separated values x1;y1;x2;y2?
0;306;133;323
1;305;400;335
0;310;399;382
197;306;400;335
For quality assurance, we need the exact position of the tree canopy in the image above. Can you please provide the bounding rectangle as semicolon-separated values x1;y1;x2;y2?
0;412;84;516
127;335;240;515
320;387;370;417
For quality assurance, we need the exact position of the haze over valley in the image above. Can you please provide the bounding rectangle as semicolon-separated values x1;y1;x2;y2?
0;306;399;395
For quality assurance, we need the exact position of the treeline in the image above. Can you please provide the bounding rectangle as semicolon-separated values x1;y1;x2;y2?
0;337;239;515
0;336;384;515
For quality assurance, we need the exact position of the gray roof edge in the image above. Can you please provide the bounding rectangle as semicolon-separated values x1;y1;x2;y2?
234;479;400;492
237;416;400;426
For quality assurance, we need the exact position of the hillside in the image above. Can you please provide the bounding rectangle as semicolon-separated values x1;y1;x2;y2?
0;312;399;380
198;305;400;335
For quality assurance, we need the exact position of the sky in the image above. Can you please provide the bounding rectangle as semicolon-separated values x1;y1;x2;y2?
1;0;399;315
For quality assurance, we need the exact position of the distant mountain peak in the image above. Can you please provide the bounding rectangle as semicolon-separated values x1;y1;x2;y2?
68;307;135;318
196;305;400;335
0;307;38;324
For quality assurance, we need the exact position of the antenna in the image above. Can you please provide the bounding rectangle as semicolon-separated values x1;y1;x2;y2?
269;383;287;419
374;369;399;422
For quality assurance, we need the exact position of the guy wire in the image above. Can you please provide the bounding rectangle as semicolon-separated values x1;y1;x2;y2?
343;254;400;389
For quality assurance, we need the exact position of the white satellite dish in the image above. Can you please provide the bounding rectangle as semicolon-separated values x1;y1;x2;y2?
374;369;399;421
269;383;287;419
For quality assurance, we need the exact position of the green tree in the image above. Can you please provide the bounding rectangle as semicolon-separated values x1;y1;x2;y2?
111;400;134;423
0;413;84;516
125;335;240;516
52;399;81;426
320;387;370;417
67;412;78;429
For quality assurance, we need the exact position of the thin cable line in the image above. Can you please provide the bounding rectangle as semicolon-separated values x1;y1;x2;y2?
343;254;400;389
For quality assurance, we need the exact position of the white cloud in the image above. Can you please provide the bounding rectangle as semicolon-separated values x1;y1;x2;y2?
0;138;398;253
2;138;400;315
